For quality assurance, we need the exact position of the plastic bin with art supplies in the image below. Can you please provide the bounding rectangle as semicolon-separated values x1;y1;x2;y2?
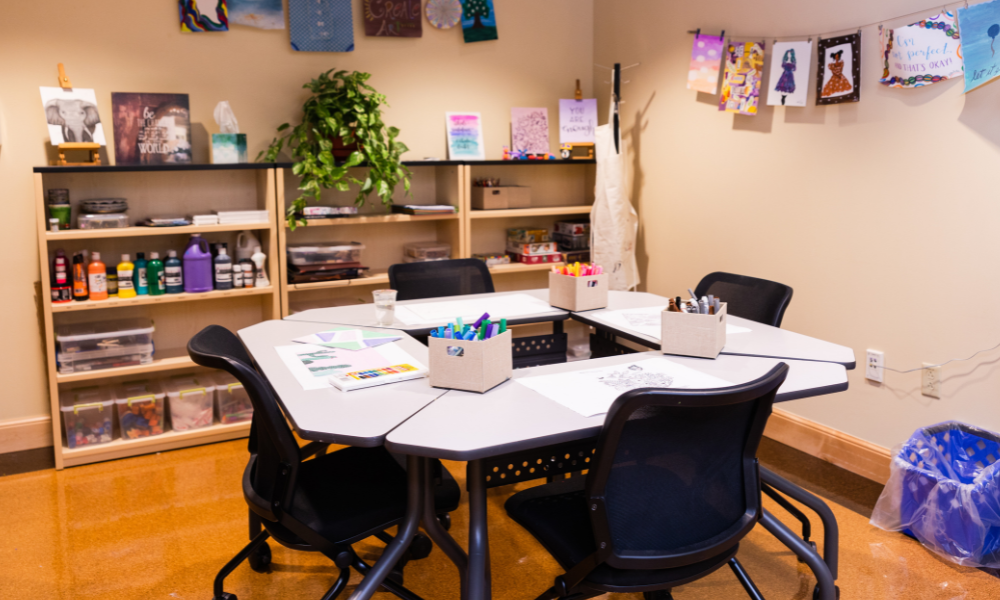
114;379;167;440
163;374;215;431
403;241;452;263
287;242;368;284
55;318;155;374
212;372;254;424
60;385;116;449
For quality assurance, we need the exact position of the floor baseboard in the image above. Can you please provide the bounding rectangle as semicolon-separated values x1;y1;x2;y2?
765;408;892;485
0;416;53;454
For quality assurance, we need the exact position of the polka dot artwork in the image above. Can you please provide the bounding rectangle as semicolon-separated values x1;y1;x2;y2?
687;34;725;95
816;32;862;105
879;12;963;89
426;0;462;29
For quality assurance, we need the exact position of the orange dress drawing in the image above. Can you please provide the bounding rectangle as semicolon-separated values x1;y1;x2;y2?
822;53;853;96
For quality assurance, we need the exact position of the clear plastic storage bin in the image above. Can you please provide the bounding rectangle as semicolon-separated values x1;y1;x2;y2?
287;242;365;266
163;374;215;431
114;379;166;440
56;318;155;354
404;242;452;260
213;372;254;424
78;214;130;229
60;385;116;449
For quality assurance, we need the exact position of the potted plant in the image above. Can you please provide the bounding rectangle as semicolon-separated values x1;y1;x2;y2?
260;69;411;228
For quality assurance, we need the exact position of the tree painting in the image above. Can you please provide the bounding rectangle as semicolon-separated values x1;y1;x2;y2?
460;0;497;43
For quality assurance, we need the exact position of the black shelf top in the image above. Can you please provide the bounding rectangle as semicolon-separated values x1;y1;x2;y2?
34;162;290;174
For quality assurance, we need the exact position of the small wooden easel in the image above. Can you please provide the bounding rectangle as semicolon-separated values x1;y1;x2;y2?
52;63;101;166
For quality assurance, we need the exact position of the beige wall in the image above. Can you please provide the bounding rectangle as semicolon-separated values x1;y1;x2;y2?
0;0;594;422
595;0;1000;448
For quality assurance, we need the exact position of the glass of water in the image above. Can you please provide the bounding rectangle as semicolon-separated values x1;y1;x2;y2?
373;289;398;326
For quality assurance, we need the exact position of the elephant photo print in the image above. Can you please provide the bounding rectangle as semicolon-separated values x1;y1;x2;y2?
39;87;107;146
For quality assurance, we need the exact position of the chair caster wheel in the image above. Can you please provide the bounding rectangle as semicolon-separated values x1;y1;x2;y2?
642;591;674;600
437;512;452;531
812;584;840;600
248;541;272;573
797;540;818;563
409;532;434;560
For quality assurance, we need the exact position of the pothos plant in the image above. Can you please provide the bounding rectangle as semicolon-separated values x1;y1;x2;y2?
259;69;411;229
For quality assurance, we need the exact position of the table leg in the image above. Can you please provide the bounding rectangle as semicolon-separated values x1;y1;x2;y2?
421;457;468;597
467;459;491;600
348;455;425;600
760;510;837;600
553;320;564;335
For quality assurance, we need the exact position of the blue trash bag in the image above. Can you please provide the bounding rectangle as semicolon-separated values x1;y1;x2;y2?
871;421;1000;568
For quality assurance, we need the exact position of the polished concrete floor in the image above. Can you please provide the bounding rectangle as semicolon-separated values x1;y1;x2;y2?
1;439;997;600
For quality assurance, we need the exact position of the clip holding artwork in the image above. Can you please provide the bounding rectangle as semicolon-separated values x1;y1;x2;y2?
816;33;862;105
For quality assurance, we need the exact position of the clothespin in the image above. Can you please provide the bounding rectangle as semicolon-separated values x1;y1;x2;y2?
575;79;582;101
695;28;701;39
720;30;725;41
57;63;72;89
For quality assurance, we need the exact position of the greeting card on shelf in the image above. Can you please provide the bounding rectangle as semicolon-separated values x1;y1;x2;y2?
558;99;597;145
445;112;485;160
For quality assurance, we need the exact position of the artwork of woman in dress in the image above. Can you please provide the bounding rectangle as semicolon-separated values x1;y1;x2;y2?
822;49;853;97
774;49;796;105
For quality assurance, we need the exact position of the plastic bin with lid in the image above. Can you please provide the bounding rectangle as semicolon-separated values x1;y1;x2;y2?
60;385;116;449
163;374;215;431
213;372;254;424
287;243;364;266
404;241;452;260
56;344;154;374
114;379;166;440
56;318;155;355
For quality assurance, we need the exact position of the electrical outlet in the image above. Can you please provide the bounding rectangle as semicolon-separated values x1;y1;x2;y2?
866;350;884;383
922;363;941;399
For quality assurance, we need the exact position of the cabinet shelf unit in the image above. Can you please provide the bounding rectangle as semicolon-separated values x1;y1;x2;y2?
34;164;282;469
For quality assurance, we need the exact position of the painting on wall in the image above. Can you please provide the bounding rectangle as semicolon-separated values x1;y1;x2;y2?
426;0;462;29
365;0;422;37
766;40;812;106
879;12;962;88
289;0;354;52
511;108;550;155
958;0;1000;92
460;0;497;43
446;112;485;160
111;93;192;165
687;34;724;94
179;0;229;32
816;33;862;105
229;0;284;29
40;87;107;146
719;41;765;115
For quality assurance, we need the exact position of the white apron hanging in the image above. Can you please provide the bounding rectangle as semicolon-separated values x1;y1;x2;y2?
590;83;639;291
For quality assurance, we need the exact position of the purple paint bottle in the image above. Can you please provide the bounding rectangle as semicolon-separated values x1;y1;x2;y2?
183;234;213;293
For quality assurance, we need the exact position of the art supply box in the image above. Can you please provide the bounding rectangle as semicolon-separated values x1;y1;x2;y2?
115;379;166;440
60;385;116;449
213;372;254;424
55;318;155;374
510;252;562;265
404;241;452;260
548;272;608;312
163;374;215;431
287;242;364;266
429;330;513;393
661;303;728;359
471;186;531;210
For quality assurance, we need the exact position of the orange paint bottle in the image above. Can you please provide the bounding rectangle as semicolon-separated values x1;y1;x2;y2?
87;251;108;301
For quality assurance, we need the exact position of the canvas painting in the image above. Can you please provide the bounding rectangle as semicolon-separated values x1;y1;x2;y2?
364;0;422;37
558;99;598;144
766;40;813;106
212;133;248;164
719;41;765;115
460;0;497;43
179;0;229;32
289;0;355;52
229;0;284;29
880;13;962;88
687;34;724;94
817;33;862;105
40;87;106;146
111;93;192;165
958;0;1000;92
445;112;485;160
511;108;550;155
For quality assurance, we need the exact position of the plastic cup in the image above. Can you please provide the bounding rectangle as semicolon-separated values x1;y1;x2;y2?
373;289;398;326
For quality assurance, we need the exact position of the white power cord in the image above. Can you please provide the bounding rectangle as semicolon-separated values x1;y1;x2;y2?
883;339;1000;374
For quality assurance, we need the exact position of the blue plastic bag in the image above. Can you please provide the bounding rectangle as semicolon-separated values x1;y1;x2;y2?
871;421;1000;568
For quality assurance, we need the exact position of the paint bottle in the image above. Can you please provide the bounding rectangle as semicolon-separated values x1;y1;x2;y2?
213;247;233;290
232;263;244;289
239;258;255;288
134;252;149;296
235;231;260;262
251;246;269;288
51;249;72;303
72;253;88;301
147;252;165;296
87;251;108;301
117;254;136;299
183;235;213;293
164;250;184;294
107;269;118;298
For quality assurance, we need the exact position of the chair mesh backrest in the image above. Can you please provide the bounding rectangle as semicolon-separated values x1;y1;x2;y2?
389;258;495;301
187;325;301;510
586;364;787;567
694;272;793;327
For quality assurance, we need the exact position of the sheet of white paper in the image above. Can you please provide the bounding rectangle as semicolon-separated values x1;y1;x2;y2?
516;357;735;418
593;306;752;340
275;342;425;390
394;293;555;325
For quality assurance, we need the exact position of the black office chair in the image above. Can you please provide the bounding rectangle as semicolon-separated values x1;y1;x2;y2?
695;272;793;328
389;258;495;301
188;325;462;600
505;364;789;600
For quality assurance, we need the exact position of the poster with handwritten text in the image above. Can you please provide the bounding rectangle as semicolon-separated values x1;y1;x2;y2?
445;112;485;160
879;12;962;88
958;0;1000;92
559;99;597;144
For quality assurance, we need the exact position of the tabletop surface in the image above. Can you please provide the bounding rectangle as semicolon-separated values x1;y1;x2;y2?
385;351;849;461
239;320;449;447
573;291;857;369
287;289;568;333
